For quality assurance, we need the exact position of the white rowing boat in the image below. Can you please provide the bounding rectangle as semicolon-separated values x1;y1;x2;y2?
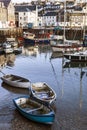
31;82;56;104
1;74;30;88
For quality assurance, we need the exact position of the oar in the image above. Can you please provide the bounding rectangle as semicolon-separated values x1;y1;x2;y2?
0;70;6;75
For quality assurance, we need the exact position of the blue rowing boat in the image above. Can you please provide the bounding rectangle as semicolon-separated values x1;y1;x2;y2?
13;95;55;124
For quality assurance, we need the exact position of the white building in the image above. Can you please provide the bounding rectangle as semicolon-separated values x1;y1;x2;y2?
19;10;37;27
15;5;38;27
42;12;57;26
15;2;87;29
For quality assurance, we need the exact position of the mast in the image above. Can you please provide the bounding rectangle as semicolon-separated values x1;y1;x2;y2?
36;5;38;27
64;0;66;44
83;0;86;38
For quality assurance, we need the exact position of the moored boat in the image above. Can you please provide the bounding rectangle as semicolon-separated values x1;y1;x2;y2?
13;95;55;124
6;38;18;48
23;31;51;45
31;82;56;104
50;39;83;53
3;48;13;54
3;42;13;54
1;74;30;88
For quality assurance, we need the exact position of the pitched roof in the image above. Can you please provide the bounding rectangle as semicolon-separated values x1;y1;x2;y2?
15;5;36;12
0;0;11;7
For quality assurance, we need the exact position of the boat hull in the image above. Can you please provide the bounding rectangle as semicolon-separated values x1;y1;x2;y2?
24;38;50;45
51;44;83;53
31;82;56;104
1;74;30;88
50;40;83;53
13;96;55;124
24;38;35;46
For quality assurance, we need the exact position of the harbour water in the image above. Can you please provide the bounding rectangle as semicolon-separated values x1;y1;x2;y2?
0;44;87;130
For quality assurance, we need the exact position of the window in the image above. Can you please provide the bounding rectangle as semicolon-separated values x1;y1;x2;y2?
24;17;26;21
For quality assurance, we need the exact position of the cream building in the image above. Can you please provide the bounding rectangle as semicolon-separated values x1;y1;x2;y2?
69;3;87;28
0;0;15;28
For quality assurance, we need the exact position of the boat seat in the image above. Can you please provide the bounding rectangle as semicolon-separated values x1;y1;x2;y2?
26;105;43;113
34;91;50;94
12;79;22;82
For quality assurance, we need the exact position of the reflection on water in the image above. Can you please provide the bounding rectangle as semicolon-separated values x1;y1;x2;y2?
62;60;87;110
22;45;39;57
50;52;63;59
0;53;16;68
63;60;87;68
1;82;29;95
0;45;50;69
0;45;87;129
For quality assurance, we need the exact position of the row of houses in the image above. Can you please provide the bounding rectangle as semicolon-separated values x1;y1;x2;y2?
0;0;87;29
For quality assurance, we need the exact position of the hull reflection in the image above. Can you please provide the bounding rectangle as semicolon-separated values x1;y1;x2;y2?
1;82;29;95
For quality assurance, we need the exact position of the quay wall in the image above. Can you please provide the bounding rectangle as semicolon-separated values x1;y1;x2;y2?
24;27;86;41
55;29;86;41
0;28;23;43
0;27;86;43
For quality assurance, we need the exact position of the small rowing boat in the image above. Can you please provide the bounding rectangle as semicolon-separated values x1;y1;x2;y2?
13;95;55;124
31;82;56;104
1;74;30;88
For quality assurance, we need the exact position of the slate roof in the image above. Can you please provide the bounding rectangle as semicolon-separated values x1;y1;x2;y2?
43;12;57;16
15;5;36;12
0;0;11;7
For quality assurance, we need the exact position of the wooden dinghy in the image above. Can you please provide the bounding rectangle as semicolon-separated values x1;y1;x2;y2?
1;74;30;88
13;95;55;124
31;82;56;104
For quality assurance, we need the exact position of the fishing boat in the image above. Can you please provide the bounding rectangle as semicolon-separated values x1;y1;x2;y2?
3;42;13;54
23;31;50;45
13;95;55;124
1;74;30;88
50;39;82;53
31;82;56;104
6;38;18;48
64;50;87;62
